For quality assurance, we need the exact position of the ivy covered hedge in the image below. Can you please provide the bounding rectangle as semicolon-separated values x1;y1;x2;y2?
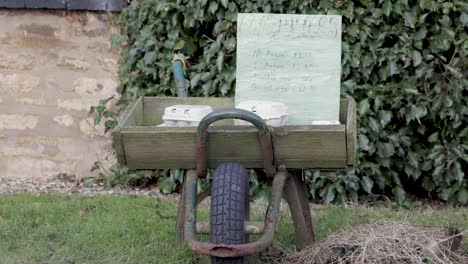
110;0;467;204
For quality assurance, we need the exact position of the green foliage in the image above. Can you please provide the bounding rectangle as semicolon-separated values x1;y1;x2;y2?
86;161;143;187
109;0;467;204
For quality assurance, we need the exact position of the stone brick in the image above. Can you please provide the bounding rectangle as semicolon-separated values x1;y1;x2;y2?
79;117;105;137
57;98;88;111
17;23;59;38
16;97;46;105
74;78;117;97
0;54;35;70
0;114;38;130
98;58;118;73
0;74;40;93
5;156;78;179
88;41;112;53
0;136;45;156
8;35;75;49
5;156;41;179
58;57;90;71
53;114;74;127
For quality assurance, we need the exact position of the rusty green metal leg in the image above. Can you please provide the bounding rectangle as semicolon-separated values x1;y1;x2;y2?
176;170;211;244
283;172;316;250
175;171;189;244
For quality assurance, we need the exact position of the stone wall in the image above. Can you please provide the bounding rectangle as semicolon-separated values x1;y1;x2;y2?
0;10;119;181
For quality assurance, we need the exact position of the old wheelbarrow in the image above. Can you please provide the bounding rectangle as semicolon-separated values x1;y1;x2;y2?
112;58;357;263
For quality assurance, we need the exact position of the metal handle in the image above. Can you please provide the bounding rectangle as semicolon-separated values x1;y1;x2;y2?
196;108;276;177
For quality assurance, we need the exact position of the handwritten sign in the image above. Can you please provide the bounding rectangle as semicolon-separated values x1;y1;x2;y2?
235;13;342;125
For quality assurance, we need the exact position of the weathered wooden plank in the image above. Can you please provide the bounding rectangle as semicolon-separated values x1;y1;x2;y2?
120;125;347;169
339;100;347;124
120;97;142;127
134;97;144;126
111;97;142;165
112;130;126;166
142;97;234;126
345;98;357;166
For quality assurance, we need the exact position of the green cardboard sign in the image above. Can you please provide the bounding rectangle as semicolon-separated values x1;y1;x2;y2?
235;13;342;125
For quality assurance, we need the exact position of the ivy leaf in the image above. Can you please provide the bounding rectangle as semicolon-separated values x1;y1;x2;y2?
358;98;370;115
388;61;398;76
428;132;438;143
174;39;185;50
208;1;218;14
324;186;336;204
190;74;201;89
393;186;406;205
414;27;427;40
216;51;224;71
407;105;427;123
220;0;228;8
461;13;468;26
450;162;464;183
104;120;118;133
359;134;370;151
377;142;395;158
157;177;175;194
383;1;392;17
361;176;373;194
407;151;419;168
411;50;422;66
144;51;157;65
458;189;468;205
378;110;392;127
403;12;415;28
83;177;96;187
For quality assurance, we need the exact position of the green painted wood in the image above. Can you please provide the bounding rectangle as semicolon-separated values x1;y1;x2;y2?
111;97;142;165
120;125;347;169
120;97;142;127
235;13;342;125
112;97;356;170
345;98;357;166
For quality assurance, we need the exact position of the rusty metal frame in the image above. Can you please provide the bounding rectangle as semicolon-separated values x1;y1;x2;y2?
184;168;289;258
196;109;276;177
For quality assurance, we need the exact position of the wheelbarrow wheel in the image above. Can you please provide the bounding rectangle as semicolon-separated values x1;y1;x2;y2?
210;163;250;264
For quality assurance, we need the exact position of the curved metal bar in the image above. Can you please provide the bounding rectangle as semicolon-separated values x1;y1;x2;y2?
184;169;289;257
196;108;276;177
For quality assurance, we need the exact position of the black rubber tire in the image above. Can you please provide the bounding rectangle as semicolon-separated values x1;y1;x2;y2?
210;163;250;264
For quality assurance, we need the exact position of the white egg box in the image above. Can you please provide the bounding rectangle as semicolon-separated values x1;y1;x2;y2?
160;105;213;127
235;101;288;127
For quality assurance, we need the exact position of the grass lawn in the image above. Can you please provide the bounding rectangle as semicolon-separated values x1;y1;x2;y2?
0;194;466;263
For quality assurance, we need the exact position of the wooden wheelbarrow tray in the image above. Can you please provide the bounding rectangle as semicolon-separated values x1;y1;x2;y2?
112;96;356;171
112;95;357;257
